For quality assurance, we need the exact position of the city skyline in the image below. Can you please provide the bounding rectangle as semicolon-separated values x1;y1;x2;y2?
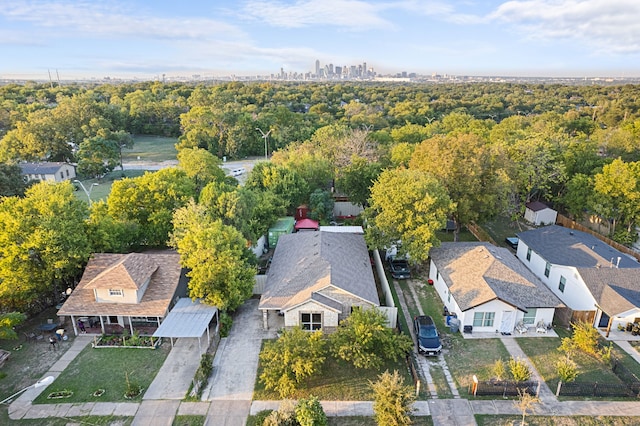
1;0;640;81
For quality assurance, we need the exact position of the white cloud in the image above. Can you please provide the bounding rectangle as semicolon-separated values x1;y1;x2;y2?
489;0;640;54
1;0;246;41
241;0;393;30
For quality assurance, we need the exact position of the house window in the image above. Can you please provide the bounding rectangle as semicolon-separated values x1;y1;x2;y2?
544;262;551;277
447;291;451;303
559;276;566;293
66;169;70;177
60;171;64;179
526;248;532;261
109;289;123;297
523;308;537;325
436;271;440;281
301;313;322;331
473;312;495;327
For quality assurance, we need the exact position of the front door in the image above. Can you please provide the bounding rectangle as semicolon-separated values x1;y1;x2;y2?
500;311;515;333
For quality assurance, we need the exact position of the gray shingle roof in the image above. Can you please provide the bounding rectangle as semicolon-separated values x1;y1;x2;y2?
429;242;562;312
517;225;640;269
576;267;640;317
259;231;379;311
19;162;71;175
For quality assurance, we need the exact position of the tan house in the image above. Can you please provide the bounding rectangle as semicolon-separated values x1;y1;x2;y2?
19;162;76;183
58;251;186;336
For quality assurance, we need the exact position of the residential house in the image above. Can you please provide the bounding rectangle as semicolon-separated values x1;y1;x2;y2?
429;242;562;334
516;225;640;332
19;162;76;183
524;201;557;226
58;251;186;336
259;231;379;332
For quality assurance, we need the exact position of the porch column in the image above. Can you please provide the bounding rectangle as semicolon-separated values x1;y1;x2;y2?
129;316;134;335
99;316;105;334
70;315;78;336
605;314;614;338
262;310;268;330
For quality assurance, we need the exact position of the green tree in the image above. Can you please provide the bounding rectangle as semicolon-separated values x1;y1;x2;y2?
366;168;452;263
0;312;26;340
0;181;91;311
329;308;413;369
593;159;640;238
259;327;326;398
370;370;415;426
0;163;27;197
170;201;254;311
107;168;195;246
86;200;138;253
177;147;225;193
245;162;309;211
307;189;334;223
410;133;509;240
76;135;120;178
336;156;382;208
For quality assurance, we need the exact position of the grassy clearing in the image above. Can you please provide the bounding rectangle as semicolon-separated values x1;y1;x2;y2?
253;346;413;401
32;343;170;404
436;228;478;243
480;216;531;248
0;308;74;404
427;362;453;398
172;415;206;426
476;415;640;425
73;169;146;203
122;135;178;163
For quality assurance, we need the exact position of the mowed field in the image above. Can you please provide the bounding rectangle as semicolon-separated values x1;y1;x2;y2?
120;135;178;163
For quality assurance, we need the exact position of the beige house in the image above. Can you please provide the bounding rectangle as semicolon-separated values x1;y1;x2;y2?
58;251;186;336
19;162;76;183
259;231;379;332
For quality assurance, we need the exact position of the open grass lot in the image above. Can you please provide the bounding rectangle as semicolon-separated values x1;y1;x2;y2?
73;169;147;203
476;415;640;425
253;350;414;401
122;135;178;163
0;308;74;405
247;415;433;426
32;343;170;404
436;228;478;243
480;216;531;248
516;333;640;398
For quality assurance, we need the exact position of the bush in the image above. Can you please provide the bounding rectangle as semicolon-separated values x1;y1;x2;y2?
559;321;600;357
295;396;327;426
508;357;532;382
492;358;507;381
370;370;414;426
263;400;297;426
556;356;579;383
220;311;233;338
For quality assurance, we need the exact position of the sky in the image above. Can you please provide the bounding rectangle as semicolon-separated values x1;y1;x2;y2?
1;0;640;80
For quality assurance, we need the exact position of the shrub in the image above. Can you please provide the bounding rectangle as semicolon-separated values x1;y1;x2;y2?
370;370;414;426
295;396;327;426
492;358;507;381
259;327;326;398
556;356;579;383
508;357;532;382
253;410;273;426
263;400;297;426
600;342;613;365
219;311;233;338
559;321;600;358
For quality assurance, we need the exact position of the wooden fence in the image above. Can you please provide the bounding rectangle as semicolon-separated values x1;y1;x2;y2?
467;222;497;245
470;378;538;397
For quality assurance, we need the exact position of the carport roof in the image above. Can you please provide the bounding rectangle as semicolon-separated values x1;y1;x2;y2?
153;298;217;338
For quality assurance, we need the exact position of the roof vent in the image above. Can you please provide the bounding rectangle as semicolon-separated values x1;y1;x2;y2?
569;231;574;235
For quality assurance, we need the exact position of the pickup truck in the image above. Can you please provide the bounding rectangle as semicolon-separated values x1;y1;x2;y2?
389;258;411;279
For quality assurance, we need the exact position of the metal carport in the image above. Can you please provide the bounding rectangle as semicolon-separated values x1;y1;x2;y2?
152;298;218;352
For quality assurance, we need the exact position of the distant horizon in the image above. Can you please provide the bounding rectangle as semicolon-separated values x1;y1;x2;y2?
2;1;640;81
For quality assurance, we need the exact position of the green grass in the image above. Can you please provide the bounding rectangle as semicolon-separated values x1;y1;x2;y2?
436;228;478;243
73;169;147;203
122;135;178;162
32;343;170;404
476;415;640;425
253;348;414;401
480;216;530;248
0;408;133;426
172;415;206;426
247;415;433;426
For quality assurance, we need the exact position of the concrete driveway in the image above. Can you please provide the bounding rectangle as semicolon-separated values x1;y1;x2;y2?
202;298;276;424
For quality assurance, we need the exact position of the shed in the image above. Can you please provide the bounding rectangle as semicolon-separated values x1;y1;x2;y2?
268;217;295;248
524;201;557;226
295;218;319;232
295;205;309;221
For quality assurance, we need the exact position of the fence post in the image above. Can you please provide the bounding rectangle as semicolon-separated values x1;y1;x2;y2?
556;381;562;396
472;375;478;396
416;380;420;397
593;382;598;396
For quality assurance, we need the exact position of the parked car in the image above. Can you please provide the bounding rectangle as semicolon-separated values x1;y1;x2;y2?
389;257;411;279
414;315;442;356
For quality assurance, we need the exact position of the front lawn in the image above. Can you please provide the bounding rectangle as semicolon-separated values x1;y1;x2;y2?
253;349;413;401
123;135;178;162
32;343;170;404
476;415;640;425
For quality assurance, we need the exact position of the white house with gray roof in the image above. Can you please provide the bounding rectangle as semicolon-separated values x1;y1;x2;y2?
516;225;640;332
429;242;562;334
19;162;76;183
258;231;379;332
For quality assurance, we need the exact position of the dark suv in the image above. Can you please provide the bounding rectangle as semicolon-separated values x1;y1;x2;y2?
389;258;411;279
414;315;442;356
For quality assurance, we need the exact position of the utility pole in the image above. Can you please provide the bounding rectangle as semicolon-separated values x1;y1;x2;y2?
256;128;272;160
